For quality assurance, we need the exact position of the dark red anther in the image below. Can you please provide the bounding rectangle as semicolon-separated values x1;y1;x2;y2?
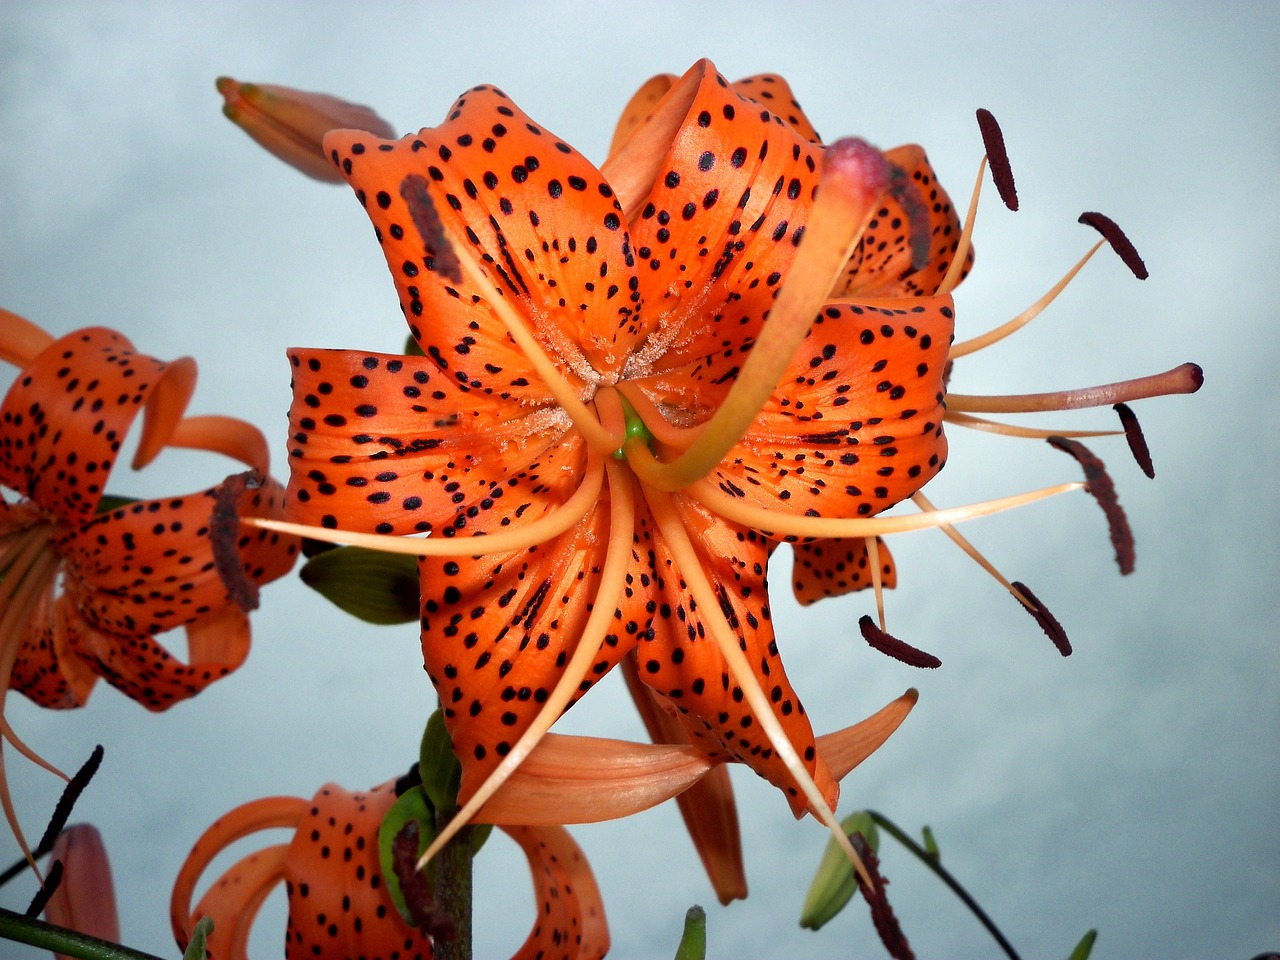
400;174;464;284
35;745;105;855
859;616;941;668
1114;403;1155;478
212;471;264;612
1048;437;1136;575
25;859;63;917
887;162;932;270
1012;582;1071;656
976;108;1018;211
851;833;916;960
392;821;456;941
1078;211;1148;279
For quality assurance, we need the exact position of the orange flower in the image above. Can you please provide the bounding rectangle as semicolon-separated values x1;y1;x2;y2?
0;309;299;862
251;59;1083;880
167;692;913;960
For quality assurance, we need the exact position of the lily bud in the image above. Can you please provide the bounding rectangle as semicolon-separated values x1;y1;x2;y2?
216;77;395;182
45;824;121;959
799;811;879;931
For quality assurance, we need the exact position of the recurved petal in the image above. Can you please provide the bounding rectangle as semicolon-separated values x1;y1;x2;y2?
0;328;195;522
323;84;651;386
194;844;291;960
790;536;897;606
732;74;822;142
607;72;677;159
621;653;746;903
711;295;953;520
638;495;832;818
217;77;396;183
10;592;97;709
838;144;972;297
45;824;121;956
284;347;566;536
505;824;609;960
282;782;432;960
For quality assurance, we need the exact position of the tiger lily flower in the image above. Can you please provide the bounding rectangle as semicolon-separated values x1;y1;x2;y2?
168;691;913;960
247;58;1098;881
0;309;300;864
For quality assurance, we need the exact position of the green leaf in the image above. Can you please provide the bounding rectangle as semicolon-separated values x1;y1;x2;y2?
419;710;462;814
673;905;706;960
922;824;939;860
299;546;419;624
1066;929;1097;960
378;787;436;926
182;917;214;960
799;810;879;930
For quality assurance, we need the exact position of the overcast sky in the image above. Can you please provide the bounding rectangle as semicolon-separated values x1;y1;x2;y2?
2;3;1277;959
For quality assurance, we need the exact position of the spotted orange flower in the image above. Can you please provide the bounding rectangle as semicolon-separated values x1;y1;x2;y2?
253;58;1093;880
0;309;299;862
170;779;608;960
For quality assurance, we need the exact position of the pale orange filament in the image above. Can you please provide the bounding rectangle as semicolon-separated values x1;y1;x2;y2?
247;447;606;555
683;465;1082;539
948;363;1202;414
944;409;1120;440
949;241;1105;358
911;491;1031;610
865;536;888;631
647;140;896;492
418;456;637;869
936;157;986;297
641;482;875;890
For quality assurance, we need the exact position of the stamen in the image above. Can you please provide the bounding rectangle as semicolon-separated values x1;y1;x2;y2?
975;108;1018;211
397;175;622;457
1114;403;1155;478
26;859;62;916
865;536;887;631
1078;212;1148;279
945;409;1119;440
246;451;605;556
34;745;103;856
691;472;1082;539
212;472;264;613
0;308;54;367
948;362;1203;414
937;158;985;297
1010;581;1071;656
858;616;941;669
949;241;1105;358
646;138;898;492
643;484;876;891
418;458;637;869
910;491;1032;610
852;834;915;960
1047;437;1135;575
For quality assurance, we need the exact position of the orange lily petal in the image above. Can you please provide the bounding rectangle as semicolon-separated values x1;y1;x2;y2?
195;844;292;960
621;652;746;904
732;74;822;142
607;72;677;159
216;77;395;183
9;592;95;709
507;824;609;960
817;688;918;780
45;824;121;957
0;327;195;523
0;307;54;367
322;85;653;390
166;414;271;474
790;535;897;606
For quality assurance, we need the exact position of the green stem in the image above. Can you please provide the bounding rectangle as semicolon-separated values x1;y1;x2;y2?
866;810;1023;960
0;908;170;960
433;817;474;960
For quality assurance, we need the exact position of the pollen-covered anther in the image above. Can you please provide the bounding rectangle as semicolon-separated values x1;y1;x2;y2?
1047;436;1135;575
975;108;1018;211
858;616;941;669
1079;211;1148;280
1114;403;1155;478
1010;581;1071;656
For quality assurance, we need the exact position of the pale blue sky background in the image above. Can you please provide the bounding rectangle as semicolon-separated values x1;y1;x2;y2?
2;3;1277;958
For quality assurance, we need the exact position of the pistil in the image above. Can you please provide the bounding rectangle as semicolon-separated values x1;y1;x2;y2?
948;363;1203;414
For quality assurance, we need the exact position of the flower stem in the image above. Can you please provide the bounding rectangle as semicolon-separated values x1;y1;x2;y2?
865;811;1022;960
0;908;168;960
433;820;475;960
